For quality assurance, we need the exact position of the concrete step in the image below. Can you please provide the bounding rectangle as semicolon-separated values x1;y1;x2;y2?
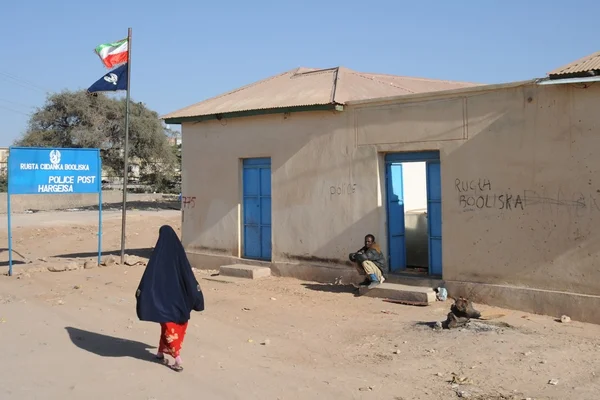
202;275;254;285
219;264;271;280
359;282;436;304
385;274;444;288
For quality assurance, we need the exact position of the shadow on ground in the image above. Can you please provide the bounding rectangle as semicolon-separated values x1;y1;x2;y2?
414;321;440;329
0;248;29;267
65;327;156;362
0;260;26;268
54;248;154;259
302;283;361;297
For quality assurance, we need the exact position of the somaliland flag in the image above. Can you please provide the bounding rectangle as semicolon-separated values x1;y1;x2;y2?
94;38;128;68
88;63;128;93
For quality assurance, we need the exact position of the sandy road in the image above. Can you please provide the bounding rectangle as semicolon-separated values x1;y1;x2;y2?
0;209;179;229
0;210;599;399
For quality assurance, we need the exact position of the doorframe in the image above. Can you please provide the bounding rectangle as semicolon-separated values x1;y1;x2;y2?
241;157;272;262
384;151;442;277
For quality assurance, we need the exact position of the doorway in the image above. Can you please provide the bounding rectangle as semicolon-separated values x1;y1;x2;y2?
385;151;442;276
242;158;272;261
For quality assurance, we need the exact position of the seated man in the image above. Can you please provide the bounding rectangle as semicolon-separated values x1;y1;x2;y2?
349;234;386;289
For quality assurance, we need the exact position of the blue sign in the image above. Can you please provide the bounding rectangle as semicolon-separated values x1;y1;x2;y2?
8;147;101;195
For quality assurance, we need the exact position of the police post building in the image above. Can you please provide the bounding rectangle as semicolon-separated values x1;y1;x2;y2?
164;54;600;324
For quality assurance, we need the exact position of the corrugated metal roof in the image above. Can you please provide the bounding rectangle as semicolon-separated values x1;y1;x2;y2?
162;67;480;120
548;51;600;78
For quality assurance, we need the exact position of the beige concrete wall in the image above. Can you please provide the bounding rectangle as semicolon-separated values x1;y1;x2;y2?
0;192;169;214
355;82;600;300
181;82;600;320
181;110;381;269
402;162;428;212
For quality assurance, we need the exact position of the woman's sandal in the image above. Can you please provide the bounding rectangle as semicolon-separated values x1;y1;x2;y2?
170;363;183;372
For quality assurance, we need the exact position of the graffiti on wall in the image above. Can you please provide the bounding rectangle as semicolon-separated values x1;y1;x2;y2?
455;177;600;216
182;196;196;209
523;188;600;216
455;178;524;211
329;183;357;199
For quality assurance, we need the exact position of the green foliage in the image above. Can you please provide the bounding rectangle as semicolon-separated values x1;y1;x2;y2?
15;90;177;192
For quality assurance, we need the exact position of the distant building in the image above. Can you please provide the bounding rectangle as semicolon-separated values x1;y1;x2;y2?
0;147;8;176
167;135;182;146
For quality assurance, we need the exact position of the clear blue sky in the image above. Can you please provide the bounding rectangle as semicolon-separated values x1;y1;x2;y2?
1;0;598;146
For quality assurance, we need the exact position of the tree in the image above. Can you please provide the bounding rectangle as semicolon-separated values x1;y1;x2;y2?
15;90;177;191
0;174;6;193
138;141;181;193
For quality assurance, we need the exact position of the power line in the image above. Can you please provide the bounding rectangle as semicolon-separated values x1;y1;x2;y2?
0;70;49;92
0;97;34;109
0;104;30;116
0;70;50;93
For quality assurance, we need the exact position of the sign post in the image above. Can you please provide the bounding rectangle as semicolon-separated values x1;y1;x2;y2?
6;147;103;276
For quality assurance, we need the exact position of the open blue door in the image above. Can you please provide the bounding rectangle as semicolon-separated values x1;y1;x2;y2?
426;160;442;276
386;163;406;272
243;158;272;261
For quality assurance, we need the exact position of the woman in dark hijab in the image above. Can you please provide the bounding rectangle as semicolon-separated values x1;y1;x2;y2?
135;225;205;372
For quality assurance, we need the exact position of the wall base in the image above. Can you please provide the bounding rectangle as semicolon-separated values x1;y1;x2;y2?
186;250;359;284
187;251;600;325
0;192;172;214
445;280;600;325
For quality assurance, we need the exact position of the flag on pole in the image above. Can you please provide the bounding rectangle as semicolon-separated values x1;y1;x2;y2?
88;63;128;93
94;38;128;68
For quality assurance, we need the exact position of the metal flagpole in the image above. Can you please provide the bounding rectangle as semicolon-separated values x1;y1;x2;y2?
120;27;132;264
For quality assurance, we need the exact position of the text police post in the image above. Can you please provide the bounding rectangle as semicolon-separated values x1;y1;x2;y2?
6;147;103;276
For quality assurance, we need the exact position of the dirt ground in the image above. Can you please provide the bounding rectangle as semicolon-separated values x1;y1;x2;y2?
1;209;600;400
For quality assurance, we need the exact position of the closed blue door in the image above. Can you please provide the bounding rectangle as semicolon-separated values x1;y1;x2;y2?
243;158;272;261
386;163;406;272
426;161;442;276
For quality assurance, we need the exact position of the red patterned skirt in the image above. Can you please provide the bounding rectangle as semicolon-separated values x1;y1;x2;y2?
158;321;188;358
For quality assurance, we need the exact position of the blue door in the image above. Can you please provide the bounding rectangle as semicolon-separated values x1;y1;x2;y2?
243;158;272;261
386;163;406;272
426;161;442;276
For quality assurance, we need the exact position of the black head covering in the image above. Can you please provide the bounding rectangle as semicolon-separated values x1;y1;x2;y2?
135;225;204;324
